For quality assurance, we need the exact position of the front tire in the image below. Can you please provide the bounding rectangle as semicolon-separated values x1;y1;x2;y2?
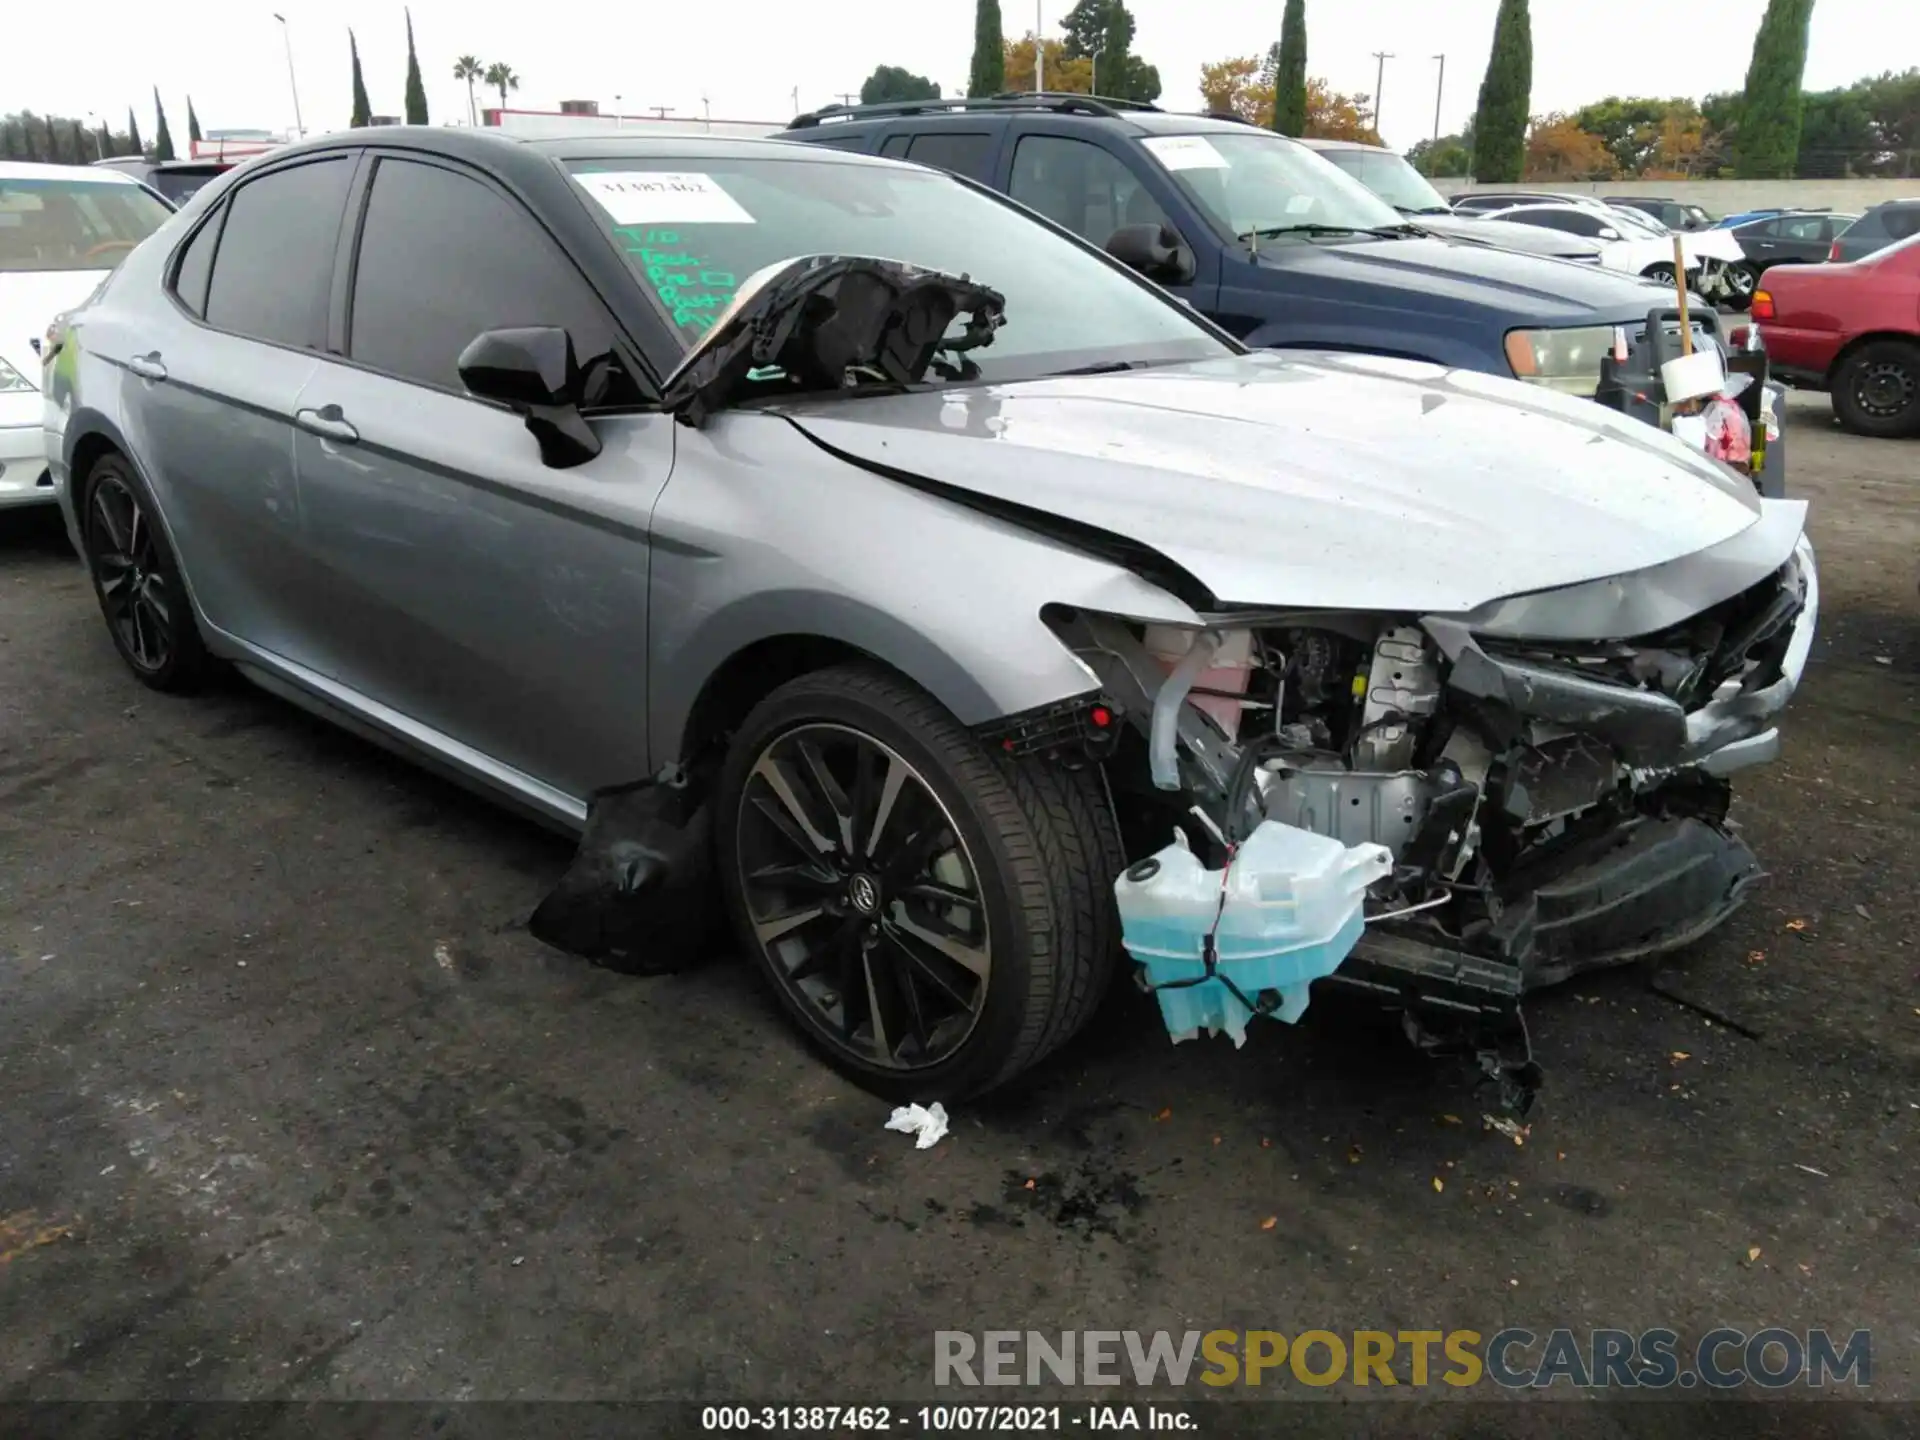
79;454;209;693
1831;340;1920;439
715;665;1121;1101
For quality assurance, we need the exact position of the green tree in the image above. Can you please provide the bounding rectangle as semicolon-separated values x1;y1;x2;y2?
71;119;90;162
1471;0;1531;182
859;66;941;105
98;118;113;159
403;9;430;125
187;97;202;146
1734;0;1814;178
453;55;484;125
1060;0;1161;102
1570;96;1699;173
1271;0;1307;135
968;0;1005;97
350;30;373;128
126;106;143;158
152;88;175;161
484;62;520;109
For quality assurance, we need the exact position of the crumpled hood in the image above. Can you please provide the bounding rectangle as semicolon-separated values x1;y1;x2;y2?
0;269;108;382
781;351;1768;614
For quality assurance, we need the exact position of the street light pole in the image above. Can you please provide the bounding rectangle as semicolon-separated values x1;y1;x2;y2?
1091;45;1103;97
1035;0;1044;92
272;13;305;138
1370;51;1394;134
85;112;104;161
1431;54;1445;142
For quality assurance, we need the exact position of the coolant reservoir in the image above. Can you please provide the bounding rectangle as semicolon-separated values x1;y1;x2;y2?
1143;626;1254;742
1114;822;1392;1047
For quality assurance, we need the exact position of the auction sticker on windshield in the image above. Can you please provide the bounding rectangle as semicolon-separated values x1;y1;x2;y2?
1141;135;1228;171
574;171;755;226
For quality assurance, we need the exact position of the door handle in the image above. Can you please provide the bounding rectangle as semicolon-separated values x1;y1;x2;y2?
127;352;168;381
294;404;360;444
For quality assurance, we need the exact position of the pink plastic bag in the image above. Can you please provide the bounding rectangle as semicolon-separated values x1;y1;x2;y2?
1701;395;1751;463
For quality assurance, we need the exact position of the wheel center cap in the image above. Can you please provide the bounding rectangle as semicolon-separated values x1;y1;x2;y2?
848;873;881;915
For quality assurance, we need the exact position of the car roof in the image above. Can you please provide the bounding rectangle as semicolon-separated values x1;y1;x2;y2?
0;160;141;184
248;124;899;172
91;156;231;173
783;94;1272;143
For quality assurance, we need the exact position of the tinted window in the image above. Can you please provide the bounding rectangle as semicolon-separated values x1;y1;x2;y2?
170;207;221;317
204;158;351;348
1821;215;1858;240
903;132;994;179
0;176;171;273
1010;136;1169;244
349;156;637;399
1885;206;1920;241
879;134;914;158
802;134;873;152
1515;209;1604;236
1742;218;1782;238
1777;215;1825;242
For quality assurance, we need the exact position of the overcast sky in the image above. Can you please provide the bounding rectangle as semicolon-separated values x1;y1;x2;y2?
4;0;1910;151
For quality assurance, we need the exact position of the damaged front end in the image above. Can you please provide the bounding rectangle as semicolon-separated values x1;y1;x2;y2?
1033;528;1818;1110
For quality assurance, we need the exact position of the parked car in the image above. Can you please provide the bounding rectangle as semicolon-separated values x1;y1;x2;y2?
1606;196;1715;230
783;97;1728;433
44;127;1818;1100
1450;190;1611;214
1296;139;1602;263
1729;210;1858;290
2;162;173;511
1754;228;1920;437
1828;199;1920;264
90;156;235;208
1714;206;1796;230
1476;200;1747;296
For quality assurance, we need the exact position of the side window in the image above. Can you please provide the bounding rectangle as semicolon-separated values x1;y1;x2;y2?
1779;215;1825;241
347;156;641;403
804;134;873;152
878;134;914;158
1885;207;1920;241
903;132;995;180
1745;219;1782;239
203;157;352;348
169;205;222;318
1009;136;1169;246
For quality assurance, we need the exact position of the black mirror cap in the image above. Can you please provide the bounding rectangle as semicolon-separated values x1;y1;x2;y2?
458;326;581;409
1104;223;1196;285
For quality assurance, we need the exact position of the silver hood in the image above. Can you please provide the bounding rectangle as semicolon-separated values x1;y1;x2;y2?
781;351;1767;614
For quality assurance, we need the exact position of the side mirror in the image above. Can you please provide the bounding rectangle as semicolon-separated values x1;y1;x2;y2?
1105;222;1197;285
457;325;603;469
1598;228;1620;240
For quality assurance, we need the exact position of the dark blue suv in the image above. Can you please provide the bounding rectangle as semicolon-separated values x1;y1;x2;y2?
783;95;1780;471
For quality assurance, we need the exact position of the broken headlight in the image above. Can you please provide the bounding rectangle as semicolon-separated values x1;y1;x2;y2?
1503;325;1613;397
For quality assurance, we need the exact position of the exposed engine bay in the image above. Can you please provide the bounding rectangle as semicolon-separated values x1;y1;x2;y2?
1013;537;1818;1110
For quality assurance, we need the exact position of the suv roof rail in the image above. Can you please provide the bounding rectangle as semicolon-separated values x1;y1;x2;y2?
1195;110;1257;125
787;91;1156;128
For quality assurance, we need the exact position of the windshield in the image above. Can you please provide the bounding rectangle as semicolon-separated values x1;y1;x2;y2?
1132;131;1404;243
1607;205;1668;237
0;177;171;272
1316;147;1450;214
565;156;1229;380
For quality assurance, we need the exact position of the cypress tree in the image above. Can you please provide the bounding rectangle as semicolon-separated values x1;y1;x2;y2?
350;31;373;128
404;9;430;125
98;119;113;158
1471;0;1531;182
187;97;202;145
153;88;176;161
968;0;1005;98
44;115;61;162
127;107;143;157
1272;0;1307;135
71;119;89;162
1734;0;1814;178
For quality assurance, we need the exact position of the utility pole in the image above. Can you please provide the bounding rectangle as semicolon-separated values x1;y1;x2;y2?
835;93;856;106
272;13;305;138
701;94;711;123
1370;51;1393;134
1035;0;1044;92
791;86;800;115
1091;45;1103;97
648;106;671;120
1431;54;1445;142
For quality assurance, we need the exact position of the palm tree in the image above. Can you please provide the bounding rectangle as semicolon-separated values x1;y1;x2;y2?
483;61;520;111
453;55;484;126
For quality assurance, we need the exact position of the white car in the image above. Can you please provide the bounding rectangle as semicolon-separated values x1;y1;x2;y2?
1479;200;1746;296
1;162;174;511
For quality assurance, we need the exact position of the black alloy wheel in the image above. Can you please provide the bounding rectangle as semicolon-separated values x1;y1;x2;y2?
80;456;208;692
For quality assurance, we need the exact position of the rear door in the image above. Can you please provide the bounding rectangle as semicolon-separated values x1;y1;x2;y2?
892;127;1006;181
286;151;673;800
1772;213;1828;264
124;153;355;653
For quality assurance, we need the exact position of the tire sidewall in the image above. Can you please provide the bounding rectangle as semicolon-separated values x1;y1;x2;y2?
715;672;1046;1101
1833;342;1920;439
78;454;203;689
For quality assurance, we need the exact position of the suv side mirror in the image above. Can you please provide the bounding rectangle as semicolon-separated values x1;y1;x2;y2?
458;326;603;469
1104;222;1197;285
1598;227;1620;241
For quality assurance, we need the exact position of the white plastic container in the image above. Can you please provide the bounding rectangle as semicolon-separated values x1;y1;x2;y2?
1660;347;1726;405
1114;821;1393;1046
1143;625;1254;741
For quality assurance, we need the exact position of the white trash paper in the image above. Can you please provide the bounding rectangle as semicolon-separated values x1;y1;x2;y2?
885;1101;950;1150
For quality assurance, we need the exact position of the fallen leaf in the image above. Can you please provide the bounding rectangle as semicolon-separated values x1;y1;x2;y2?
1798;1264;1812;1275
1747;950;1766;965
1671;1051;1691;1063
1556;1151;1567;1162
1347;1145;1363;1164
1260;1216;1277;1231
1260;1138;1272;1149
1155;1108;1172;1121
1212;1135;1222;1146
1785;919;1807;932
1441;1114;1462;1125
1432;1177;1444;1193
1747;1245;1762;1263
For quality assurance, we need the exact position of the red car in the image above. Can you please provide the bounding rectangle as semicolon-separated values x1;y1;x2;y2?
1752;230;1920;437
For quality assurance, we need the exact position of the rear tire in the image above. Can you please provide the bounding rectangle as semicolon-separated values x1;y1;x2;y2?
1830;340;1920;438
715;664;1122;1101
78;453;209;693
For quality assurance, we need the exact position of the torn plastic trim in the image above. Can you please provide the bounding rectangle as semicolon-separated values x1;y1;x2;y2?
790;423;1219;613
659;254;1007;429
1150;630;1222;791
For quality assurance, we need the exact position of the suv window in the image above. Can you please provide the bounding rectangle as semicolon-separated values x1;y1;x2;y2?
902;132;995;179
1010;136;1168;246
879;134;913;158
348;156;641;401
1777;214;1825;242
1516;208;1605;236
1885;205;1920;241
203;157;352;348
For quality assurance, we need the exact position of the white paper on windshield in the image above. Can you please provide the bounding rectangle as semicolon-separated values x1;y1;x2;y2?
1141;135;1229;171
574;171;755;225
1285;194;1316;213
